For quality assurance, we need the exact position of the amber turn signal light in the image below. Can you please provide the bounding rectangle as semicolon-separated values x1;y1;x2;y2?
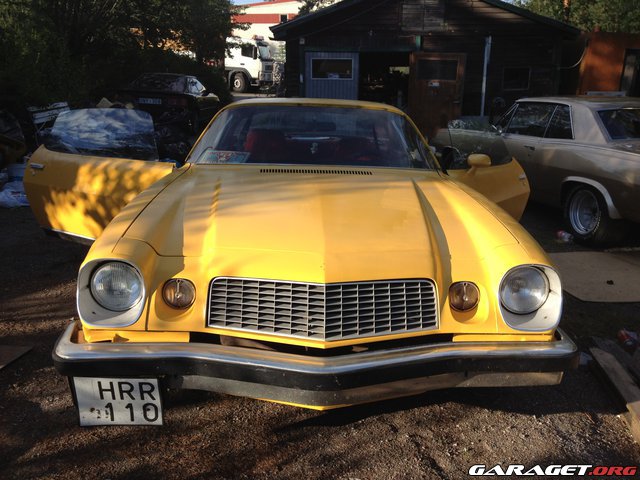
449;282;480;311
163;279;196;309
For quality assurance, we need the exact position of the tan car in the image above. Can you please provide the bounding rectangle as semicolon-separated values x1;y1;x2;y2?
439;96;640;246
498;96;640;245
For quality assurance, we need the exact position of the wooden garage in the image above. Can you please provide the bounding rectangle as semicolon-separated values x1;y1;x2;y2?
271;0;580;136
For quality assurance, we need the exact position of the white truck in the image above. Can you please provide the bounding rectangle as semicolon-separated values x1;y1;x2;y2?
225;36;276;93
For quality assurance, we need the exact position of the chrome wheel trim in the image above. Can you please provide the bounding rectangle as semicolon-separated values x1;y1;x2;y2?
569;189;600;235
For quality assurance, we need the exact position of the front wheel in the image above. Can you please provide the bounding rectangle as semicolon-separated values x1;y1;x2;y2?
564;186;627;246
231;73;248;93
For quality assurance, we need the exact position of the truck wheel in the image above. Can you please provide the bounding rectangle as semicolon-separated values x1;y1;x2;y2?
231;73;248;93
564;185;627;246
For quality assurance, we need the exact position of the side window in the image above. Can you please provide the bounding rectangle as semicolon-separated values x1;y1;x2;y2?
545;105;573;139
504;102;556;137
241;44;254;58
191;79;205;95
187;79;198;95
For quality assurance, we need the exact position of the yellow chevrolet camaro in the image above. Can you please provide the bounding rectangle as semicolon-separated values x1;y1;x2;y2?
25;99;577;426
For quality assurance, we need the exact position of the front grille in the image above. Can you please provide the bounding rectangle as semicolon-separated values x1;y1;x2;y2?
207;278;438;341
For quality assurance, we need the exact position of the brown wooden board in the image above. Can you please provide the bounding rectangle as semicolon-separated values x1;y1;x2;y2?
593;337;640;383
590;347;640;443
0;345;32;370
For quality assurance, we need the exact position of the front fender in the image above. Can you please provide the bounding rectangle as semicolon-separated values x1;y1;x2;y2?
562;176;622;219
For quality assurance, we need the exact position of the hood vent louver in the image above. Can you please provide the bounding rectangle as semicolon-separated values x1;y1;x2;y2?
259;168;373;176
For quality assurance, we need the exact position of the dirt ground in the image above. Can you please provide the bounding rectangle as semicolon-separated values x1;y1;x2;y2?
1;204;639;480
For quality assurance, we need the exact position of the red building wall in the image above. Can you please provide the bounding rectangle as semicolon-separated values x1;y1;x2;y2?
577;32;640;94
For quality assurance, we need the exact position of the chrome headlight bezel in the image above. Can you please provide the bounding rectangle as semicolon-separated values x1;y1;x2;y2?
500;266;549;315
498;265;562;332
77;259;146;328
90;262;144;312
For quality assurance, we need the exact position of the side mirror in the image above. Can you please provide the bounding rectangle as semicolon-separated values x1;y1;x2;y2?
467;153;492;168
253;47;258;60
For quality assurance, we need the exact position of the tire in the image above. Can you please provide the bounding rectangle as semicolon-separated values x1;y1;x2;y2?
563;185;627;246
231;73;248;93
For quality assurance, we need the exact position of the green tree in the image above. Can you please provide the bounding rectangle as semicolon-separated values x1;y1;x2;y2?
127;0;185;50
177;0;239;64
515;0;640;33
0;0;239;105
299;0;336;15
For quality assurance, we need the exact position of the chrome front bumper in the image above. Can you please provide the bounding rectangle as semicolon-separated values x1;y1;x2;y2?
54;322;579;408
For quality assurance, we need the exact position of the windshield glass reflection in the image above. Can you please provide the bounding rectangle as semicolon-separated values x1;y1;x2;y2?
188;105;436;170
45;109;158;161
598;108;640;140
430;117;511;170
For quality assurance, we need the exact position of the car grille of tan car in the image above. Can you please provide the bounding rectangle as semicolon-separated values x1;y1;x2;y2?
207;278;438;341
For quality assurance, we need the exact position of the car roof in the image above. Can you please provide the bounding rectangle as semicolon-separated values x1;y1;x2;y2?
516;95;640;110
228;97;406;115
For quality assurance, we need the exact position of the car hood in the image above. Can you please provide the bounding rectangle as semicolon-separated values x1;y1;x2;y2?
121;165;521;282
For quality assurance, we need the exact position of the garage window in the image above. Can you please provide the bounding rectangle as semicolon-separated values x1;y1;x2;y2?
311;59;353;79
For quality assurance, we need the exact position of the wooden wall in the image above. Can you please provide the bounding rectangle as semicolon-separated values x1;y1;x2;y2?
279;0;576;115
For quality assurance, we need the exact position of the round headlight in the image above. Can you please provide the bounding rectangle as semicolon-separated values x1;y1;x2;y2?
499;267;549;314
163;279;196;309
90;262;144;312
449;281;480;311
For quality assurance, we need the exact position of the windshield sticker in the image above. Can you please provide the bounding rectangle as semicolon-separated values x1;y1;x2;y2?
197;149;249;164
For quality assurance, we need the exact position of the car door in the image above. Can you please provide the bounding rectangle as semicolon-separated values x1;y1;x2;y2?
499;102;558;198
431;123;530;220
24;109;177;242
446;153;530;221
525;104;574;205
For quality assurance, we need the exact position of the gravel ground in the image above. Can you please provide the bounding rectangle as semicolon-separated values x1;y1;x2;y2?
1;205;639;480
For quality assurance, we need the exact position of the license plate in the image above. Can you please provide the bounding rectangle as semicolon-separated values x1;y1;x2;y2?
73;377;163;426
138;97;162;105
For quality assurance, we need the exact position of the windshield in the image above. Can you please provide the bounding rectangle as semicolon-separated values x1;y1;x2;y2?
188;105;436;169
258;45;271;60
598;108;640;140
45;108;158;160
130;74;186;93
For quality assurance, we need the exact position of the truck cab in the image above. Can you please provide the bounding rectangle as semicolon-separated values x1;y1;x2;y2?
225;37;275;93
